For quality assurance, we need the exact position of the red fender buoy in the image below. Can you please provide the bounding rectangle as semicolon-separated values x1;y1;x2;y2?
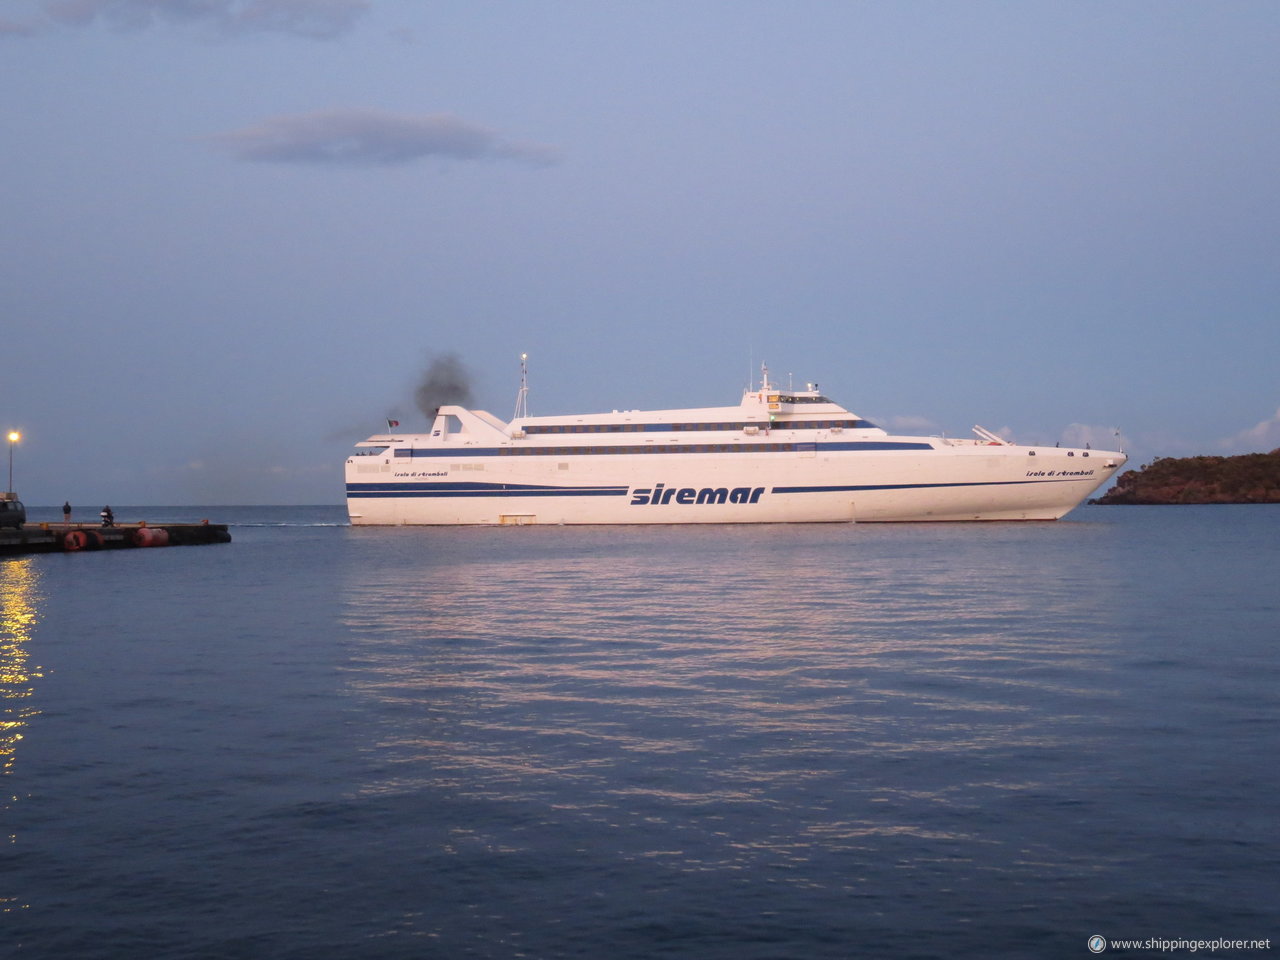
130;527;171;548
61;530;104;551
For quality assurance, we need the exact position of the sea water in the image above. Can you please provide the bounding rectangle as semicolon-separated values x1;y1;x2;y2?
2;505;1277;959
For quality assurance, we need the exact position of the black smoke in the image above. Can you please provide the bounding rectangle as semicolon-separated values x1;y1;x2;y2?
414;354;474;422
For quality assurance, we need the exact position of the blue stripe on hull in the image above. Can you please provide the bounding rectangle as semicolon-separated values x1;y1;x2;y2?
348;481;628;499
348;476;1092;501
771;477;1097;494
393;440;932;458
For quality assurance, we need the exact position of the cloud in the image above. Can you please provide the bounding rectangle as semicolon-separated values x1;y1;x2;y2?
882;414;940;433
205;108;561;167
1220;407;1280;454
34;0;369;39
1061;423;1124;451
1;18;37;36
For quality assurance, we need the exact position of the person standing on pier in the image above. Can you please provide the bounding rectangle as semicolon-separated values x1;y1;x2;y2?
63;501;71;525
100;505;113;527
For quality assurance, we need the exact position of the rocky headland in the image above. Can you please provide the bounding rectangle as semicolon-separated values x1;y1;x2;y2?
1091;449;1280;505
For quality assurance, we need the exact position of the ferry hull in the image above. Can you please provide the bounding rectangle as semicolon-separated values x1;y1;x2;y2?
346;448;1123;525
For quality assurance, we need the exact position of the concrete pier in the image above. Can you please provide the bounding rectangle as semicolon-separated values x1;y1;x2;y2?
1;522;231;556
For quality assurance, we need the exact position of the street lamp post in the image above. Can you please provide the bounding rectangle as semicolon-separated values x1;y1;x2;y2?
6;431;19;496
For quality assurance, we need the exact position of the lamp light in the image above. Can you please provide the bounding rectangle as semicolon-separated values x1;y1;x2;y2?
6;430;20;496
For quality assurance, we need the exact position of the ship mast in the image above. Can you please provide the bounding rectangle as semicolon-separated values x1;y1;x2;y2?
512;353;529;421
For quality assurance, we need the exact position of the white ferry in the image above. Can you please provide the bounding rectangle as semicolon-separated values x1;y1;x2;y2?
346;366;1125;525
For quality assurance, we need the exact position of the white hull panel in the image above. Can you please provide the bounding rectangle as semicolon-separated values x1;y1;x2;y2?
347;448;1120;525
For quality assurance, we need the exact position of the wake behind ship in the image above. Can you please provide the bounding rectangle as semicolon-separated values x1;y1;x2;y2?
346;370;1125;525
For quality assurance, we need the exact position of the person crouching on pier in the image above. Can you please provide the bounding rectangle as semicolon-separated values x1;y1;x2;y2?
100;505;114;527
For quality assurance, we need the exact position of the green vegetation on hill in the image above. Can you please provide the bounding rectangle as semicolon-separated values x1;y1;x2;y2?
1092;450;1280;504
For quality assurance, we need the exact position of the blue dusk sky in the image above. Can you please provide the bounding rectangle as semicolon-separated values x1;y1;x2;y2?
3;0;1278;505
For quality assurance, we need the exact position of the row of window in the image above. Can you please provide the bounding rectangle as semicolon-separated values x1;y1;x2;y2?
522;419;868;435
492;443;815;457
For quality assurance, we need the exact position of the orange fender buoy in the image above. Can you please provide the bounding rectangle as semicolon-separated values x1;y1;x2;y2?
61;530;104;551
130;527;171;548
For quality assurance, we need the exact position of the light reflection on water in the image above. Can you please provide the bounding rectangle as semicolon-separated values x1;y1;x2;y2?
1;559;43;776
2;558;43;917
339;524;1126;881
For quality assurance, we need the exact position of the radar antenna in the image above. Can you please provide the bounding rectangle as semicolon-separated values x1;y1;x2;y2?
512;353;529;421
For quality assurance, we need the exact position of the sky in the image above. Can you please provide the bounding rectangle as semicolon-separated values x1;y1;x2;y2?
3;0;1279;505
